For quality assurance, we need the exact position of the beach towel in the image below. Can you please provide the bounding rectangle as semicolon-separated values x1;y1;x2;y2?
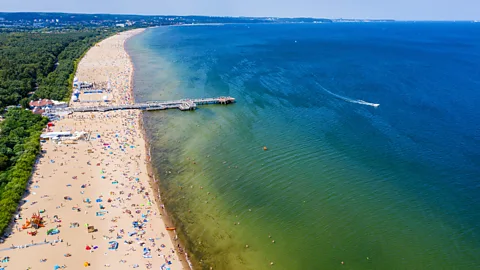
96;211;106;216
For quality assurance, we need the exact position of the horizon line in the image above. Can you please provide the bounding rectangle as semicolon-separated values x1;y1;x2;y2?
1;11;479;22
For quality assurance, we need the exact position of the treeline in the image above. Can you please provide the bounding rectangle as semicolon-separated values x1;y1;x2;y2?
0;109;47;234
0;29;114;109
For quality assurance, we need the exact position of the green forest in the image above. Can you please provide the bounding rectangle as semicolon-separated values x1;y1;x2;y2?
0;109;47;234
0;29;114;109
0;29;116;235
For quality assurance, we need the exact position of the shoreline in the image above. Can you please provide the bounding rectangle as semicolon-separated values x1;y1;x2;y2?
0;28;185;270
125;28;193;269
138;114;194;270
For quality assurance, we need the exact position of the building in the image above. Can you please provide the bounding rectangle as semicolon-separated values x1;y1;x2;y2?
29;99;68;115
29;99;53;108
51;100;68;108
32;107;45;115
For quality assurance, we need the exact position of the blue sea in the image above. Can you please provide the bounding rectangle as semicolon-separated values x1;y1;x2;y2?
126;22;480;269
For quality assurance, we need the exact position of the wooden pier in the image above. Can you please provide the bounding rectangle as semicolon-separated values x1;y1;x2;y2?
70;96;235;113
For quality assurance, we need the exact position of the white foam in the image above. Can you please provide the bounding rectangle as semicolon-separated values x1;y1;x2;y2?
318;84;380;108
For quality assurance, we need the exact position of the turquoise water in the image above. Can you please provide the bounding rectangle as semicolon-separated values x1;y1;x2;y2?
127;23;480;269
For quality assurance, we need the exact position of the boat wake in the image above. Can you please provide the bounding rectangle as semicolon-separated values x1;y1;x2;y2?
318;84;380;107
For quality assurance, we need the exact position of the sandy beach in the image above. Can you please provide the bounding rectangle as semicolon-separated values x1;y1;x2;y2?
0;29;185;270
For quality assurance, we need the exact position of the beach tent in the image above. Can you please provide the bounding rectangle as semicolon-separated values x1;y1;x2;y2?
47;228;59;235
143;247;152;258
108;241;119;250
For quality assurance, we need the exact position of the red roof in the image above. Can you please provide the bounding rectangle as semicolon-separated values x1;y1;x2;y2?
29;99;53;108
32;107;45;115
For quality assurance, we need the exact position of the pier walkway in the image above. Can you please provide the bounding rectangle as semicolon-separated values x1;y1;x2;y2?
69;96;235;113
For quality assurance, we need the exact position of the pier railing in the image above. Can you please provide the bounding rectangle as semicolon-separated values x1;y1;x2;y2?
66;96;235;113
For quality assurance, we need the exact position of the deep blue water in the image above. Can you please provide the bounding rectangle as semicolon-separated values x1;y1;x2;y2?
128;22;480;269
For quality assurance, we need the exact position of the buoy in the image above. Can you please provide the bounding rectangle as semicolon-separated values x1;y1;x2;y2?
263;146;268;151
270;262;274;266
245;244;249;248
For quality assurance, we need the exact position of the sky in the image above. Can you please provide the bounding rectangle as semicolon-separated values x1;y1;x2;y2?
2;0;480;20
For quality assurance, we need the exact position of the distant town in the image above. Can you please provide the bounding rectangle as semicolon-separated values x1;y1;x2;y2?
0;12;395;31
